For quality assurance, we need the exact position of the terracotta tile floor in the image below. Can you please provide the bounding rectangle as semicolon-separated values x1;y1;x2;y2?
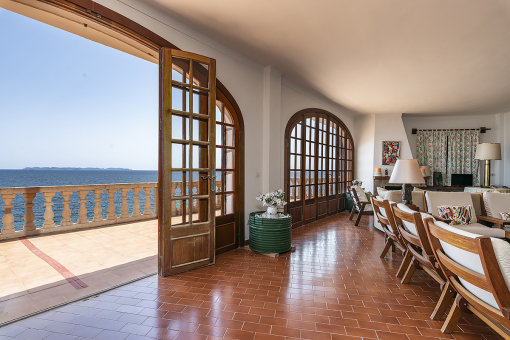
0;212;502;339
0;220;158;323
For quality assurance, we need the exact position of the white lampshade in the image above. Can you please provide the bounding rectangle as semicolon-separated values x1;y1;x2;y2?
389;159;426;184
475;143;501;160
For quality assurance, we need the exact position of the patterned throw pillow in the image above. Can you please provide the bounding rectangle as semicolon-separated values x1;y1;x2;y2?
500;212;510;221
437;205;474;225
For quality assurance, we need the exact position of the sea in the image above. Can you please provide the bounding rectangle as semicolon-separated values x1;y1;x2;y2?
0;169;158;232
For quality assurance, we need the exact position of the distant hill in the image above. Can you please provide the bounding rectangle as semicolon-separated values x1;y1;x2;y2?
22;167;133;171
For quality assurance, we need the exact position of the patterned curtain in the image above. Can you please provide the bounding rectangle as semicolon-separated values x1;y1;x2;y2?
416;130;448;186
446;130;480;186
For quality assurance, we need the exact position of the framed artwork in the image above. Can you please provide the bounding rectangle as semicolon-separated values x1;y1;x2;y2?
382;141;400;165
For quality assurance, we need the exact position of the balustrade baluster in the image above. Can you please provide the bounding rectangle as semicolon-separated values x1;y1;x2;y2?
119;188;130;218
77;190;89;224
143;187;152;215
42;191;55;228
154;187;159;215
23;193;37;231
107;188;117;221
132;187;142;217
61;191;73;226
1;194;16;235
93;189;104;222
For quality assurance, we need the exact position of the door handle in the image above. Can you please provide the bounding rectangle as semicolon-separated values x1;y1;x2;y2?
201;170;217;192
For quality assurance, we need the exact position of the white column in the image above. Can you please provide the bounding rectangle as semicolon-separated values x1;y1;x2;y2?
262;65;282;192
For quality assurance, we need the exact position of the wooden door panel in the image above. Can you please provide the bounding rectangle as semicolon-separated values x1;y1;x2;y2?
328;199;338;214
317;199;327;219
290;206;302;228
338;196;346;211
304;203;316;221
172;234;210;267
215;222;236;252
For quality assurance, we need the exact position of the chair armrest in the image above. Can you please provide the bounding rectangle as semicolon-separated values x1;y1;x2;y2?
478;215;510;229
477;215;510;225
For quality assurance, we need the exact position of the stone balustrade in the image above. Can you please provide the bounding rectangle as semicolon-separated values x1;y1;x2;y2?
0;183;158;241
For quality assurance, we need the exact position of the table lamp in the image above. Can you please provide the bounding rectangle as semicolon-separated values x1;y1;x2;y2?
475;143;501;187
389;159;426;205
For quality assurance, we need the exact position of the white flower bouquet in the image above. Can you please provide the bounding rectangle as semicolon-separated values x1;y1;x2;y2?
352;179;363;187
256;189;287;207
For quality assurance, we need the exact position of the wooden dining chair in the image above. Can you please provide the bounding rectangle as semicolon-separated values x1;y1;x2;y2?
392;204;453;321
371;196;408;277
349;186;372;226
424;219;510;338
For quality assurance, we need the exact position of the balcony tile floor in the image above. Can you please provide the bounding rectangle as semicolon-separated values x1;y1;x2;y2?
0;220;158;322
0;212;502;339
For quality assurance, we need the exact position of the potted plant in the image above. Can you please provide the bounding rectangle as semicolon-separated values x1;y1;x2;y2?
255;189;287;217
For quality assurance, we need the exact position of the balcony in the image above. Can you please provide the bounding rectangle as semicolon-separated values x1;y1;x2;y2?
0;183;160;323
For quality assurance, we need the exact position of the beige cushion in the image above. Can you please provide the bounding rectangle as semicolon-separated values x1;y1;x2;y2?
385;190;403;203
454;223;506;238
353;186;369;203
396;203;435;236
469;193;483;216
425;192;477;223
483;192;510;218
377;187;388;198
413;187;425;192
412;191;425;212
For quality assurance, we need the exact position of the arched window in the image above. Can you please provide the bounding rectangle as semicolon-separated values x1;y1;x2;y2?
285;109;354;228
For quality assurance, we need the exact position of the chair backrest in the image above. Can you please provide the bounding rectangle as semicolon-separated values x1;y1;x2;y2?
372;196;398;236
482;192;510;218
412;191;426;211
351;186;369;203
393;204;435;257
425;219;510;311
425;192;478;222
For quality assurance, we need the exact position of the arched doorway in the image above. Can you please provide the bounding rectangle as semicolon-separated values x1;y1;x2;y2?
285;108;354;228
4;0;245;275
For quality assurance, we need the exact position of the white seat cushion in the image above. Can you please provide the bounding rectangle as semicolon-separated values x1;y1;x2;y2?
425;192;477;223
453;223;506;238
434;222;498;308
483;192;510;218
396;203;435;236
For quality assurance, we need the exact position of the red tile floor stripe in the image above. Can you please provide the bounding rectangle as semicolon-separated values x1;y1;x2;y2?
19;237;88;290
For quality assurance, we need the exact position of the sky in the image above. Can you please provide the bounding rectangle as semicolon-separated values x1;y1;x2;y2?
0;8;159;170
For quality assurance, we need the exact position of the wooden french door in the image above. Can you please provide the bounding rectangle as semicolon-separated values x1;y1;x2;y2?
214;95;241;254
159;48;217;276
285;109;354;228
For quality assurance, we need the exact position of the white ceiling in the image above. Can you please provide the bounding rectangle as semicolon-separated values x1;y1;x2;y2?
143;0;510;115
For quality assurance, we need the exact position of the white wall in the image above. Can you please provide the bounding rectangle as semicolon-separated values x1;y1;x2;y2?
373;114;413;176
354;114;375;193
83;0;356;238
402;113;504;185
